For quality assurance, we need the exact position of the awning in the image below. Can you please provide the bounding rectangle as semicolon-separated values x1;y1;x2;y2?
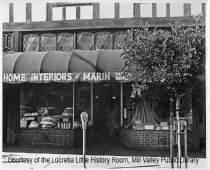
3;50;128;83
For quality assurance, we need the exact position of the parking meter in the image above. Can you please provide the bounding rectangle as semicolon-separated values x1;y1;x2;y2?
80;112;88;168
81;112;88;129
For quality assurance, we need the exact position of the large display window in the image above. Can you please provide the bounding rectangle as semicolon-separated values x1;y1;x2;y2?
19;83;93;129
122;83;193;131
20;83;74;129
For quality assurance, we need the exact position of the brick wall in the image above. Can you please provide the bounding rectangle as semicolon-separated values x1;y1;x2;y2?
174;131;194;150
120;128;194;150
18;128;74;148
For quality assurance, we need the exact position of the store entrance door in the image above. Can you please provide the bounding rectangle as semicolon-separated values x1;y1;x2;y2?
93;83;120;142
94;96;110;139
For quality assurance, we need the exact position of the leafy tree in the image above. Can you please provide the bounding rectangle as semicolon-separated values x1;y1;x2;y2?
122;15;205;97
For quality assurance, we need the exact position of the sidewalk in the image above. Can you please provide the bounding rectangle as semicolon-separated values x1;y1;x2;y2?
3;137;206;158
2;138;206;169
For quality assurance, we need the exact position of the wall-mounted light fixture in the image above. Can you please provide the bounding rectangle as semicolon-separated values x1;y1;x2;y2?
95;96;99;99
112;96;116;99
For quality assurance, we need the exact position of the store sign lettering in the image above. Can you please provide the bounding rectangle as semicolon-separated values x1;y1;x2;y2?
30;73;75;81
115;72;128;81
3;73;79;83
82;73;110;81
3;72;129;83
3;73;27;82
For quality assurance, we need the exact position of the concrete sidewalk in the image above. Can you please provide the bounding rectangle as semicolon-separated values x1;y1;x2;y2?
3;140;206;158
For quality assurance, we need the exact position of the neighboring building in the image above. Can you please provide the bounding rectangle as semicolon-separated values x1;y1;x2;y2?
2;2;206;152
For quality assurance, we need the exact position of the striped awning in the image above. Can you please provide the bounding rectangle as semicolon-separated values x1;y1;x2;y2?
3;50;127;83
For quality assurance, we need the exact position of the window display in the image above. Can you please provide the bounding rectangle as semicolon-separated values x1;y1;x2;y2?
123;89;193;131
123;85;171;131
20;83;74;129
19;83;93;129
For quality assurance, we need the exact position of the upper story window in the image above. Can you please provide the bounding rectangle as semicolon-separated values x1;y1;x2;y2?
40;33;56;51
21;30;131;52
114;31;129;49
23;34;39;52
77;32;94;50
95;31;112;49
57;33;74;51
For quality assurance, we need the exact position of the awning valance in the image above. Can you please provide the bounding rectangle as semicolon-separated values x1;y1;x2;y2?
3;50;128;83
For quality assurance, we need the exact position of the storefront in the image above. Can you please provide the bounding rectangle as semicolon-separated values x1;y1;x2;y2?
3;50;126;148
3;50;194;150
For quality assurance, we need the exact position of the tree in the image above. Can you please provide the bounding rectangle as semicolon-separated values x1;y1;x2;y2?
121;15;205;168
122;16;205;95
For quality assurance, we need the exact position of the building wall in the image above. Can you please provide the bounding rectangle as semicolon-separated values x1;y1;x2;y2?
18;128;95;148
120;128;194;150
18;128;74;147
3;84;20;145
192;82;206;150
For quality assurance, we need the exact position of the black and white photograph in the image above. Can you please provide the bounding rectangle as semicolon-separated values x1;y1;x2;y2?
1;0;208;169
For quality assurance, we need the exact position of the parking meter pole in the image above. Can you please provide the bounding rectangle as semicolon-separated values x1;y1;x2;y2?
81;112;88;169
83;129;86;168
